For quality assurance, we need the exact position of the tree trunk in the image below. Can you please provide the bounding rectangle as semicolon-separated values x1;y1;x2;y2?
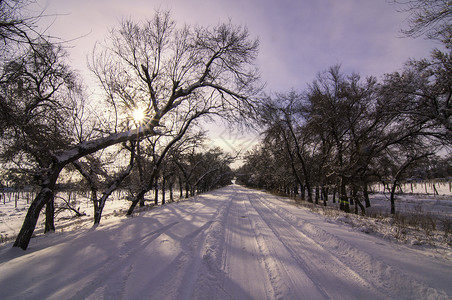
93;207;102;225
94;193;108;224
339;179;350;213
154;177;159;205
355;198;365;215
363;183;370;208
348;188;354;206
285;121;312;203
390;179;397;215
44;198;55;233
389;154;431;215
136;138;146;209
96;145;135;224
351;185;365;215
139;195;145;207
433;183;439;196
91;189;99;219
94;192;110;224
305;177;313;202
14;188;54;249
14;162;63;250
170;183;174;202
315;186;319;204
179;177;184;198
322;186;328;206
162;177;166;205
332;186;336;203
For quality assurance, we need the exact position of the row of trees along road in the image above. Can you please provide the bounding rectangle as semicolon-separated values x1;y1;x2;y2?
0;2;261;250
237;0;452;215
1;0;450;250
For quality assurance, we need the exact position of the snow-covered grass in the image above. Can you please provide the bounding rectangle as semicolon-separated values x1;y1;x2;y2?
284;190;452;258
1;184;451;299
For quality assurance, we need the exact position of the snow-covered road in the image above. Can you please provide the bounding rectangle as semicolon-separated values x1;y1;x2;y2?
1;185;451;299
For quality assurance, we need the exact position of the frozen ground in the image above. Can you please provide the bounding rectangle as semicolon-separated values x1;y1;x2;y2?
0;184;451;299
0;190;175;243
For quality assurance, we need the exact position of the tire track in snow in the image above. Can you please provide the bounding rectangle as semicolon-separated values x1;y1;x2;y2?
169;197;233;299
219;193;276;299
244;194;330;299
244;199;302;299
120;196;233;299
66;221;180;300
257;194;450;299
248;193;386;300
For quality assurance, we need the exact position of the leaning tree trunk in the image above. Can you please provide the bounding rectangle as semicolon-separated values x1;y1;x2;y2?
94;148;135;224
14;163;63;249
14;122;159;250
127;189;146;216
14;188;54;249
44;198;55;233
351;185;365;215
91;189;99;220
127;116;198;215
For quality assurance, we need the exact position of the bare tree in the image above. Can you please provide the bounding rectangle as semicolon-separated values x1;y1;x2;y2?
0;0;46;56
0;39;82;233
13;10;261;250
125;112;208;215
260;92;314;201
382;144;433;214
175;146;234;197
392;0;452;44
242;62;447;216
381;49;452;146
72;142;136;224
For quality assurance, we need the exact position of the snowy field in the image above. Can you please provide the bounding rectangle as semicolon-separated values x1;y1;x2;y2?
1;180;450;243
1;184;451;299
0;189;179;244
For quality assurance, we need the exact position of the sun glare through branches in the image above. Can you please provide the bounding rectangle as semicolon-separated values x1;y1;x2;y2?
132;107;146;124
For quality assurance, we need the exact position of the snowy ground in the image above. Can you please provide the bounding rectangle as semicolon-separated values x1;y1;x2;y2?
1;184;451;299
0;189;176;243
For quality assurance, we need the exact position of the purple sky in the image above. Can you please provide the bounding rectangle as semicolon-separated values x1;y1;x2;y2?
35;0;437;157
39;0;436;93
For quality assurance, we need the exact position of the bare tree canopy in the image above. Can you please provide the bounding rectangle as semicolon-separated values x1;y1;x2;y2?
0;0;47;57
393;0;452;44
11;9;261;250
239;53;450;215
90;10;260;131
